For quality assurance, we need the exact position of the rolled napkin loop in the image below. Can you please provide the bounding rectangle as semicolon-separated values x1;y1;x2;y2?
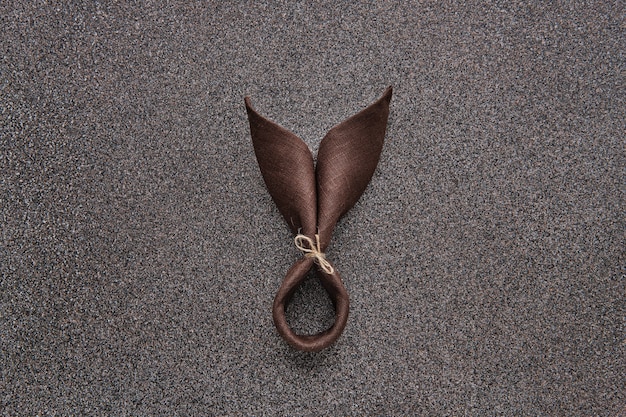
294;234;334;275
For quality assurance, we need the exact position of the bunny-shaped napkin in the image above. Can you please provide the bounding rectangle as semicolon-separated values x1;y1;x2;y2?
245;87;392;352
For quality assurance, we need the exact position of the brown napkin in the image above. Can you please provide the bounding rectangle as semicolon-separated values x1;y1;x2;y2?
245;87;392;352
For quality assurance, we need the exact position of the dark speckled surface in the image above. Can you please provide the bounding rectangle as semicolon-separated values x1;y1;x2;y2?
1;1;624;415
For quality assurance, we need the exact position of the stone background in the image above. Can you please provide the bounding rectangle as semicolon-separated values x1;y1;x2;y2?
2;1;624;415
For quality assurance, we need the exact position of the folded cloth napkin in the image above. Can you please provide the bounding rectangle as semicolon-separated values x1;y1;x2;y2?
245;87;392;352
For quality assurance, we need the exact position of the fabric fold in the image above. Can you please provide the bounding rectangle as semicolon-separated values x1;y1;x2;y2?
245;87;392;352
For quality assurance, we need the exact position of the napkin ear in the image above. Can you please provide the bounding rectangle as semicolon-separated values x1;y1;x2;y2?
316;86;392;247
245;98;317;236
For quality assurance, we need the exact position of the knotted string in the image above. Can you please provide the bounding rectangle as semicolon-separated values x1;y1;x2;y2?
294;234;334;274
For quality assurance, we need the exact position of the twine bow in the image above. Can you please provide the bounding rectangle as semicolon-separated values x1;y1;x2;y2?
294;234;334;274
